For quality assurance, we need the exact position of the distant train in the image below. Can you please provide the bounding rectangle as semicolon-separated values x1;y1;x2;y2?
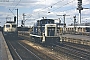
30;19;60;44
66;26;90;32
3;21;17;38
62;25;90;36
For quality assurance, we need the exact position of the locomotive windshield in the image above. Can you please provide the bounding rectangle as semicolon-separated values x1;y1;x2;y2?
47;27;55;36
12;25;16;28
6;25;10;28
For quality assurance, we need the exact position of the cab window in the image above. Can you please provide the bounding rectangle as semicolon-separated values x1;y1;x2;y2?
6;25;10;28
12;25;16;28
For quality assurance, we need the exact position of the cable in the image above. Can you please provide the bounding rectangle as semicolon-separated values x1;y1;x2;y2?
14;0;21;8
52;0;65;6
20;0;75;22
7;0;15;17
52;0;75;11
7;0;21;17
60;7;75;13
25;0;65;19
9;9;15;16
38;1;75;19
38;0;65;11
11;0;15;7
11;0;21;11
30;0;75;19
30;0;65;13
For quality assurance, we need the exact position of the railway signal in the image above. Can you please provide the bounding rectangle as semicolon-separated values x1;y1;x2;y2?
14;16;16;23
77;0;83;10
21;13;26;27
77;0;90;24
77;0;83;24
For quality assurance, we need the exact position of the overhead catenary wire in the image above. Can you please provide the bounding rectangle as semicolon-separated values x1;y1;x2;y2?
7;0;15;17
29;0;76;25
32;0;75;20
43;0;65;9
9;9;15;16
52;0;75;12
11;0;21;12
8;0;76;23
27;0;65;18
36;0;74;14
10;0;15;8
7;0;21;17
24;0;72;19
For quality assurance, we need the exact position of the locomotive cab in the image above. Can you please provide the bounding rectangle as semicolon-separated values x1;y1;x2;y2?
42;24;60;44
3;22;17;38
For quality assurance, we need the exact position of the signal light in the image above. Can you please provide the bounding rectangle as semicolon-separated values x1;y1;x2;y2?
14;16;16;23
21;20;24;25
77;0;83;10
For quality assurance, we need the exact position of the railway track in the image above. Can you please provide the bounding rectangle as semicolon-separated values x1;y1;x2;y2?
63;42;90;52
49;42;90;60
62;42;90;59
5;38;52;60
18;33;90;60
20;40;68;60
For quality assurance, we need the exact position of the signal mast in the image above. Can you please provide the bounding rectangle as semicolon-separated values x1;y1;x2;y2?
77;0;83;24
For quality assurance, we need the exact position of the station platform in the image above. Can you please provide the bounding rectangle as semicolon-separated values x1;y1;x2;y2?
0;31;13;60
61;34;90;46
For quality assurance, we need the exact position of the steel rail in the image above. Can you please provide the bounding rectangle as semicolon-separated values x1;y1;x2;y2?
8;41;22;60
18;42;42;60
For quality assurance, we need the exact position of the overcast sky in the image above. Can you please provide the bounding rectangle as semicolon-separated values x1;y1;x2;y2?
0;0;90;27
